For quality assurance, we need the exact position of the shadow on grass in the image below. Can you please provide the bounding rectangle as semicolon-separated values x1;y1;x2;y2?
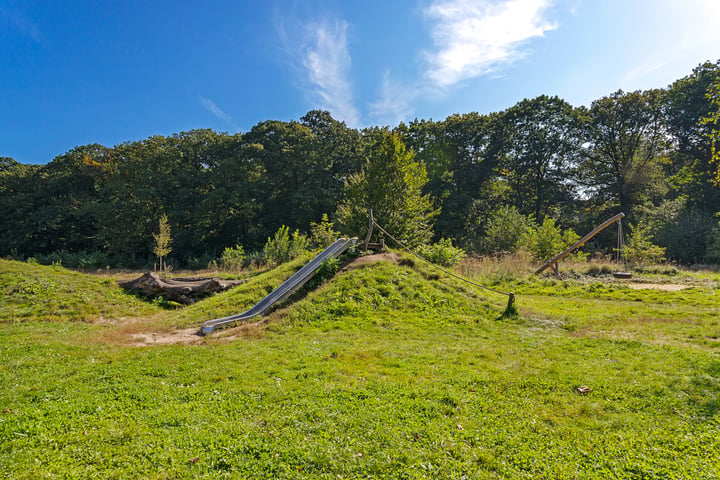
690;360;720;418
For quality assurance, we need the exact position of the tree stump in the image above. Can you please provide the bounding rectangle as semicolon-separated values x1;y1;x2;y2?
119;272;243;305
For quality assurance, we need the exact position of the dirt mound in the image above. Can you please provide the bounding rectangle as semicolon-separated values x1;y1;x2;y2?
341;252;400;272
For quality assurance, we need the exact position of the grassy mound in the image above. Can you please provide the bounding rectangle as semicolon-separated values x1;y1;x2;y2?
0;259;160;323
1;255;720;478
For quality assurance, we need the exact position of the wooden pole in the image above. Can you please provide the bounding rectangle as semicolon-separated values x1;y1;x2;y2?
363;208;374;252
534;213;625;275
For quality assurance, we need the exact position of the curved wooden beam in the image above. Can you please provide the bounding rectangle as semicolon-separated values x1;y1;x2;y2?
534;213;625;275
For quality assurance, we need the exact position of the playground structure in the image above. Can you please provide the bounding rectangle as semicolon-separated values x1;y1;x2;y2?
200;237;357;334
535;213;629;277
200;210;519;334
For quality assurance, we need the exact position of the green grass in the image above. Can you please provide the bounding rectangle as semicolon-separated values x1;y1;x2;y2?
1;257;720;478
0;259;161;323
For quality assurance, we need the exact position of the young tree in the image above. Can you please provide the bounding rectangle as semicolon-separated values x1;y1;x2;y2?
153;214;173;273
337;131;439;247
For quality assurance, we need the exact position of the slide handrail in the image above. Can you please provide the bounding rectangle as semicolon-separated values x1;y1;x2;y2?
200;237;356;334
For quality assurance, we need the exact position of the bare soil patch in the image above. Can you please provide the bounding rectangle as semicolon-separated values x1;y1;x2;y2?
341;252;400;272
131;328;204;346
626;283;690;291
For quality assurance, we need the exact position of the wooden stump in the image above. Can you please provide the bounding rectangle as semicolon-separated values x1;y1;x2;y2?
119;272;243;304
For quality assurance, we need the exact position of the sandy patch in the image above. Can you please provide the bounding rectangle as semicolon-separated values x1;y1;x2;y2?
626;283;690;291
341;252;400;272
131;328;204;346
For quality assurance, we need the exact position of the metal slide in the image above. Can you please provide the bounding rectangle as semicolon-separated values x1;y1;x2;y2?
200;237;356;334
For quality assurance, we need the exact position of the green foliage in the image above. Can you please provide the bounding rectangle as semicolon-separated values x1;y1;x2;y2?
580;89;668;220
705;78;720;185
479;205;534;254
219;244;246;270
33;250;111;270
315;257;340;282
705;224;720;263
152;214;172;273
521;217;582;262
5;65;720;268
337;131;439;248
263;225;309;266
309;213;340;249
498;95;584;219
416;238;466;267
623;223;667;266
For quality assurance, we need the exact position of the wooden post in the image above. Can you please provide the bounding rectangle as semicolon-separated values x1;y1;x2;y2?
506;292;515;310
363;209;374;252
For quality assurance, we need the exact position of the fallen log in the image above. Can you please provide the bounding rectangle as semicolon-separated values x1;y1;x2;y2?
119;272;243;305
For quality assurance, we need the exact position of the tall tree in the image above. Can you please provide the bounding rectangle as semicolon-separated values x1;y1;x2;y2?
0;160;41;257
579;89;668;221
337;131;438;247
663;60;720;206
498;95;583;220
705;78;720;185
398;112;500;241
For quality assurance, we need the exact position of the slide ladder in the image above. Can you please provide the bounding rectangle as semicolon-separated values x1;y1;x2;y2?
200;237;356;334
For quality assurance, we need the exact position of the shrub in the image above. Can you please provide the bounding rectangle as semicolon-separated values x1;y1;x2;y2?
34;250;110;269
417;238;466;267
480;205;534;255
623;223;666;266
219;244;246;270
264;226;309;266
310;214;340;249
316;257;339;281
521;217;583;262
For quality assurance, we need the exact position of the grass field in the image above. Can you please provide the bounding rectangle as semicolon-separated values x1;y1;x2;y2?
1;255;719;478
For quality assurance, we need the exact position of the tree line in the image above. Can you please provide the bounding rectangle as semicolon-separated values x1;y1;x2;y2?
2;60;720;268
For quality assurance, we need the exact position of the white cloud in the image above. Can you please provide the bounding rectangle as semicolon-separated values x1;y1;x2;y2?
369;71;419;126
423;0;557;87
299;20;360;127
199;97;233;124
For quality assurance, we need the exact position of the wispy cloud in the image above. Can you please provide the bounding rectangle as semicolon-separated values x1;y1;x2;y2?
199;96;236;128
369;70;419;126
423;0;557;88
299;19;360;127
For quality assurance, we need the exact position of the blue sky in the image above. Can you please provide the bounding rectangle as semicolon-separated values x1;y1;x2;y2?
2;0;719;164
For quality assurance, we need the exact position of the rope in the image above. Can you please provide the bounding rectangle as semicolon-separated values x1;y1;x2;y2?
616;220;627;269
370;219;514;299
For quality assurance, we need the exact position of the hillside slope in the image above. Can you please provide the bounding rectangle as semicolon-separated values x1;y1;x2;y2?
0;259;161;323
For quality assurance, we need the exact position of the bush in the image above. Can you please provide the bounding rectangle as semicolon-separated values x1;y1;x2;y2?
417;238;466;267
521;217;583;262
310;214;340;249
264;226;309;266
480;205;534;255
219;244;246;270
623;223;666;266
34;250;110;269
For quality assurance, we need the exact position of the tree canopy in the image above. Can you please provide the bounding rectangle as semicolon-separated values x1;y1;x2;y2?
2;60;720;267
